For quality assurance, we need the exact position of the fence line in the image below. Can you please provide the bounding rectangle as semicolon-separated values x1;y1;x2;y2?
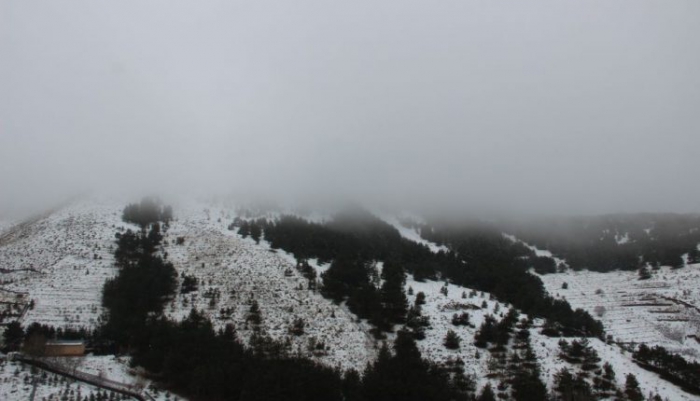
18;356;146;401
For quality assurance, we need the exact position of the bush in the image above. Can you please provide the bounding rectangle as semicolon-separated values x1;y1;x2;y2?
444;330;461;350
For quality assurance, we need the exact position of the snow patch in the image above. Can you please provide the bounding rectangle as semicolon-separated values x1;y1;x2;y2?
375;214;448;253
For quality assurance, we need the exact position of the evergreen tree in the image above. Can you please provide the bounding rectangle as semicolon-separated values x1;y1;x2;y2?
451;312;470;326
554;368;594;401
594;362;618;396
512;371;548;401
476;384;496;401
247;300;262;327
380;260;408;324
444;330;461;350
633;344;700;394
238;221;251;238
2;321;24;351
624;373;643;401
342;369;364;401
638;266;651;280
688;248;700;264
249;220;262;244
321;258;372;303
361;330;469;401
474;315;498;348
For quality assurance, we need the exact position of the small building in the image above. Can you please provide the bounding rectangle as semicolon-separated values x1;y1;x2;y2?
43;341;86;357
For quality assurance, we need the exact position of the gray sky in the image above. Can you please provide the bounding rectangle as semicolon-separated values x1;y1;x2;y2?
1;0;699;217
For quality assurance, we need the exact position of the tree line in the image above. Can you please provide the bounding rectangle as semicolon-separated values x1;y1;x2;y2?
634;344;700;395
236;212;603;337
508;213;700;272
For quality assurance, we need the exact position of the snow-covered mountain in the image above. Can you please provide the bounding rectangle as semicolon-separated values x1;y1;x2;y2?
0;198;698;401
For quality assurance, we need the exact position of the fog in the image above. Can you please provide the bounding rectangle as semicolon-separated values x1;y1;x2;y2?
1;1;699;218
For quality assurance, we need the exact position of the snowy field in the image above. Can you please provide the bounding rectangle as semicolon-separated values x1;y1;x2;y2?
539;265;700;362
531;332;699;400
0;357;127;401
404;276;700;400
161;203;377;371
404;277;507;390
0;355;184;401
0;200;136;331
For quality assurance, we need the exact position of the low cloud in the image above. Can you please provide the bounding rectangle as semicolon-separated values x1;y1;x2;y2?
1;0;699;217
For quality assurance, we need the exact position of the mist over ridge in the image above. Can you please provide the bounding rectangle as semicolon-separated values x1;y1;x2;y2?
2;0;699;218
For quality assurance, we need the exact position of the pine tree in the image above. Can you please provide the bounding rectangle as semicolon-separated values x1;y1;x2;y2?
247;300;262;326
474;315;498;348
380;260;408;324
321;258;372;303
688;248;700;264
512;371;548;401
239;221;251;238
342;369;363;401
361;331;467;401
594;362;618;396
250;221;262;244
624;373;643;401
452;312;470;326
3;321;24;351
638;266;651;280
476;384;496;401
444;330;461;350
554;368;594;400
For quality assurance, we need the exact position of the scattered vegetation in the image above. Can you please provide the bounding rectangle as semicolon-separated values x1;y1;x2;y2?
245;212;603;337
98;201;474;401
633;344;700;395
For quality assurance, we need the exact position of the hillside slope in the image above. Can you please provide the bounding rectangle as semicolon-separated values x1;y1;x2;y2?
0;199;698;400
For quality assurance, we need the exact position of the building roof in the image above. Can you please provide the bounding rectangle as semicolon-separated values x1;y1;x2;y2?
45;341;85;346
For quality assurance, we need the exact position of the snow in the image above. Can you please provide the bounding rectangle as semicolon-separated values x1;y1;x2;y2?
406;275;700;399
0;199;131;330
0;357;129;401
1;198;699;400
0;199;377;372
376;214;448;253
404;277;502;391
503;233;568;268
615;232;631;245
531;334;699;401
159;204;378;372
77;355;181;400
539;266;700;362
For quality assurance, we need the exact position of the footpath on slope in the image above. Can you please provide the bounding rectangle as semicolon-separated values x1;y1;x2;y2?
17;355;153;401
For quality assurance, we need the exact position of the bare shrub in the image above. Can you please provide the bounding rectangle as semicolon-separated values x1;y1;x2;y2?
594;305;606;317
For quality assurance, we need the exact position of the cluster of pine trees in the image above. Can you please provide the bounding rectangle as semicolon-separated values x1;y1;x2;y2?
101;221;177;346
473;309;519;350
358;330;473;401
634;344;700;395
553;366;654;401
321;258;407;336
233;211;604;338
471;313;549;400
121;198;172;228
510;214;700;271
552;339;668;400
508;323;549;401
98;202;475;401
